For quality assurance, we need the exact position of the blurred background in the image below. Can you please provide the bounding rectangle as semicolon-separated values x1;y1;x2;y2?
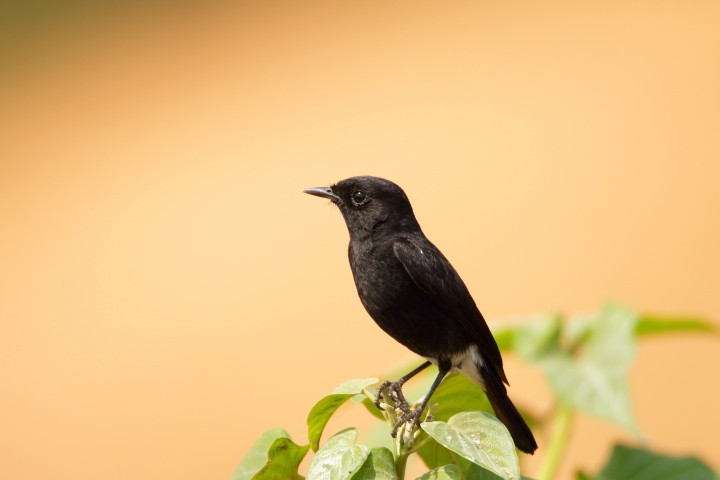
1;1;719;479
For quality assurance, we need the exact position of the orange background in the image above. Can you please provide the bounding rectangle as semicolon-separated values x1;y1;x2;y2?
1;1;719;479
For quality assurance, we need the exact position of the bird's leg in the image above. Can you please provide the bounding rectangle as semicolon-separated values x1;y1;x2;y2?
390;359;451;437
374;361;431;413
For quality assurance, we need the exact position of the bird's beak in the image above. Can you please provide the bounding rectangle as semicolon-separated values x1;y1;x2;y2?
303;186;340;203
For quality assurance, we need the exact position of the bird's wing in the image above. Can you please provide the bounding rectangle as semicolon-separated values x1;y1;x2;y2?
393;237;507;384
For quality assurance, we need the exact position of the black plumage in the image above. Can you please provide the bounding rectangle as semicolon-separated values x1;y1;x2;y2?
304;176;537;454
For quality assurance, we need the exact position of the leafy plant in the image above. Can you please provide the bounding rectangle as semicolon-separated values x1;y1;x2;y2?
232;305;716;480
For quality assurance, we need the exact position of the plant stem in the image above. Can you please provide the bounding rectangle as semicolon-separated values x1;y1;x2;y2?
395;452;408;479
537;402;574;480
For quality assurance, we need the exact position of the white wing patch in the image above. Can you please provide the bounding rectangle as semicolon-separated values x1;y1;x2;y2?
425;345;486;389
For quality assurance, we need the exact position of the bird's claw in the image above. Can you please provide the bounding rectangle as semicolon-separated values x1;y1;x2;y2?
376;378;423;438
374;379;411;413
390;407;424;438
374;380;393;411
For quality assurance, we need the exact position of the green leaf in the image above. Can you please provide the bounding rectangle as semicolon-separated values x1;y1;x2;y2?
416;437;459;474
425;373;494;422
232;428;290;480
351;447;398;480
512;314;563;362
466;465;537;480
422;411;520;480
307;428;370;480
542;305;639;433
307;394;356;451
596;444;718;480
333;378;379;394
635;315;715;337
493;327;515;352
416;464;464;480
360;397;386;421
307;378;378;451
465;463;505;479
253;437;310;480
415;373;493;471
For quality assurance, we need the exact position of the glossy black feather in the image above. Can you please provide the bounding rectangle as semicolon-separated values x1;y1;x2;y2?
393;237;507;384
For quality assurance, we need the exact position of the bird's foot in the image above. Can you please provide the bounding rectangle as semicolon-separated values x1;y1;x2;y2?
374;380;392;411
374;379;411;414
375;379;424;438
390;406;424;438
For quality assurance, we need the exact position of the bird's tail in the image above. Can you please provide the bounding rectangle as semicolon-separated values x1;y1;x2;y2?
479;363;538;454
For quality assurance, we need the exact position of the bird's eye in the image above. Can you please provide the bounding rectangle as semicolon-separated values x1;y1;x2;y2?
351;190;367;206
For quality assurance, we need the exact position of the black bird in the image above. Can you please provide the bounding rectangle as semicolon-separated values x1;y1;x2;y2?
304;176;537;454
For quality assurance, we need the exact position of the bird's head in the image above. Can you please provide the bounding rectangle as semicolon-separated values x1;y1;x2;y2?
304;176;420;236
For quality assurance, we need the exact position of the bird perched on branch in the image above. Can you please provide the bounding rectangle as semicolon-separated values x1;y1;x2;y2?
304;175;537;454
